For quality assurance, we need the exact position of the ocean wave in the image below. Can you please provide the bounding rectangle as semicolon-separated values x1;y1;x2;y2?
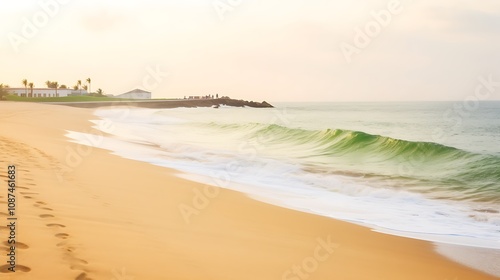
203;122;500;203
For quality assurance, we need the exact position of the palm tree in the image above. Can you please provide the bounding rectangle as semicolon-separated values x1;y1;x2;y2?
96;88;104;96
28;82;34;98
86;78;91;94
59;84;67;89
0;84;9;100
45;80;58;97
77;80;82;95
82;85;88;93
54;81;59;97
22;79;27;97
73;85;78;90
0;84;5;100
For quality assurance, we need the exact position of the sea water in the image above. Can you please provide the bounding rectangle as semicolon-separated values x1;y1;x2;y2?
66;101;500;275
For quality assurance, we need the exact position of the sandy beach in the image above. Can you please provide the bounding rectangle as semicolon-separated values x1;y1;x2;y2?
0;102;497;280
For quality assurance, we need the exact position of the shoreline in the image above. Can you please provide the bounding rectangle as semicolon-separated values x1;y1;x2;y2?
0;102;498;279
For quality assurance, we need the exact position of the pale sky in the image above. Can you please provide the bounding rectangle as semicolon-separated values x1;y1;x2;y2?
2;0;500;102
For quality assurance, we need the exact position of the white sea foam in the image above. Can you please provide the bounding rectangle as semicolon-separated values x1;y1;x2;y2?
436;243;500;277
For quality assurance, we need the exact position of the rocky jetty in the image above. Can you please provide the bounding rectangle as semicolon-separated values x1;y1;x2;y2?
46;98;274;109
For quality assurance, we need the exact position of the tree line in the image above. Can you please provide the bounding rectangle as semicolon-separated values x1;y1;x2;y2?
15;78;105;97
0;83;9;99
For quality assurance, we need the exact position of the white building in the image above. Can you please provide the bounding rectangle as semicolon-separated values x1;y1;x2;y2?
113;89;151;99
8;88;86;97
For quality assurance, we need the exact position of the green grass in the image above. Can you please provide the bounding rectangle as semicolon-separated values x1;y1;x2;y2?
5;95;133;102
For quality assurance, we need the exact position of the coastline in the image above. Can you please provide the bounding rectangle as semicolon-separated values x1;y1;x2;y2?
0;102;497;279
43;98;274;109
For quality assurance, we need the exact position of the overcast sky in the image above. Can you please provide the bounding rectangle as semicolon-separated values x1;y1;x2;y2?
2;0;500;102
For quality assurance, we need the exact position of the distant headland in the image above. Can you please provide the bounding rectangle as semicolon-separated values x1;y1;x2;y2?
44;98;274;109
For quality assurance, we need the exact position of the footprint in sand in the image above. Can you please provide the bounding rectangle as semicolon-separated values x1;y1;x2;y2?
71;264;87;271
35;202;52;210
23;196;33;199
2;241;29;249
70;258;90;266
0;264;31;273
67;257;88;266
55;233;70;239
20;192;38;195
73;259;88;265
70;258;90;271
75;272;92;280
46;223;66;228
58;242;76;253
39;214;54;218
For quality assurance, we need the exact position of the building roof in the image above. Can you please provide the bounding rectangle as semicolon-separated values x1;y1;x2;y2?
120;88;151;95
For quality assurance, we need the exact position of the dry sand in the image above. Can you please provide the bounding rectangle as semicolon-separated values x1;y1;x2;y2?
0;102;497;279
